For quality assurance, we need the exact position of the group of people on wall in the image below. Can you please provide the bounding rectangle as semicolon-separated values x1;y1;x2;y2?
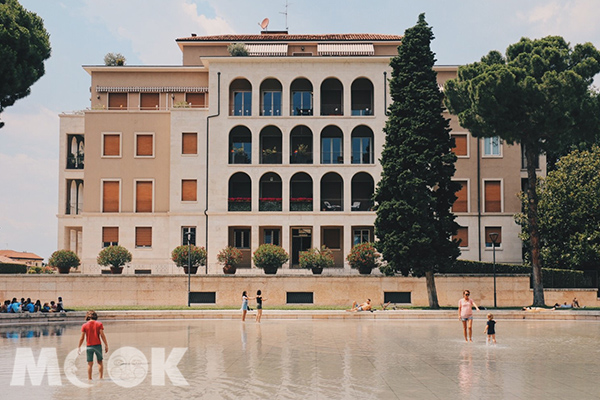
1;296;65;313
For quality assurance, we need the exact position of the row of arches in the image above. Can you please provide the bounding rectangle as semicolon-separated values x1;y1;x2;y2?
230;77;374;117
230;124;374;165
228;171;375;212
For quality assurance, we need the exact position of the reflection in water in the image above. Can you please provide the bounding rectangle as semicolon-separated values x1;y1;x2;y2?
1;324;66;339
458;346;473;395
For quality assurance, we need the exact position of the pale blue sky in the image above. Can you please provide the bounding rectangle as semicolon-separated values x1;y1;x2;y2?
1;0;599;260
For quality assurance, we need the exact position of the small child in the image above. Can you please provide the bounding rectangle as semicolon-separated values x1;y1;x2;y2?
483;313;497;344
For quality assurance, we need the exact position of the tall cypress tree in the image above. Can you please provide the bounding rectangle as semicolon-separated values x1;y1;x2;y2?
374;14;460;308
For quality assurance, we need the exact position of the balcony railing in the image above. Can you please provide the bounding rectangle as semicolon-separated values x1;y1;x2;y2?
261;151;282;164
321;103;343;116
351;108;373;116
259;198;282;211
228;198;251;211
66;153;84;169
230;150;251;164
290;198;313;211
350;199;374;211
291;107;313;116
290;151;313;164
322;199;342;211
66;202;84;215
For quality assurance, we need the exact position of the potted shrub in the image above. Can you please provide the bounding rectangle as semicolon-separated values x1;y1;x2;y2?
253;244;289;274
227;43;249;56
97;245;132;274
347;242;380;275
48;250;80;274
217;246;243;274
299;246;334;274
171;245;207;274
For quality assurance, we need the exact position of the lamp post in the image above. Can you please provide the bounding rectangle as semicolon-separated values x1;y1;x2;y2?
187;231;192;307
489;232;499;308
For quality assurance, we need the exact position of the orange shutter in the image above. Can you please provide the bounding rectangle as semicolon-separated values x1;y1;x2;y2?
454;227;469;247
484;181;501;212
485;227;502;246
136;181;153;212
103;134;120;156
182;132;197;154
102;227;119;243
103;181;119;212
136;134;153;156
452;134;467;156
186;93;205;107
140;93;159;109
108;93;127;109
452;181;468;212
136;227;152;247
182;180;197;201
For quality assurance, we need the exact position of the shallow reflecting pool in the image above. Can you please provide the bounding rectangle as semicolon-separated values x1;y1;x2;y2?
1;319;599;399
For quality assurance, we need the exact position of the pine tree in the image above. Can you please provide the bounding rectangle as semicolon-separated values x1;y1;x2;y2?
374;14;460;309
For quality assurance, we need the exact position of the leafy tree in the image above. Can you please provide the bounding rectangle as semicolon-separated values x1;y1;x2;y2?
445;36;600;306
103;52;126;66
0;0;51;128
227;43;248;56
97;245;132;269
171;245;207;268
374;14;460;309
252;244;288;270
48;250;80;271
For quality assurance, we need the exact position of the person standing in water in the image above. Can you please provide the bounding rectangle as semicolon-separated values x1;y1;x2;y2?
458;290;479;342
78;310;109;380
483;313;497;344
241;291;253;322
255;290;267;323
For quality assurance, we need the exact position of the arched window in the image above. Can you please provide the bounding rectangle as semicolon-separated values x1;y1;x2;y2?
228;173;251;211
260;126;282;164
290;78;313;116
229;78;252;116
351;125;374;164
321;125;343;164
290;172;313;211
321;172;343;211
229;126;252;164
290;125;313;164
351;172;374;211
351;78;374;115
321;78;343;116
259;172;282;211
260;78;282;116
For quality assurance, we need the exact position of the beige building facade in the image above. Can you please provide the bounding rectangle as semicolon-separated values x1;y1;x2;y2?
57;32;543;274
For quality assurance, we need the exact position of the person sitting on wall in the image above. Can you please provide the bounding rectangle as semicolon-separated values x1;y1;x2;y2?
347;299;372;312
572;297;582;308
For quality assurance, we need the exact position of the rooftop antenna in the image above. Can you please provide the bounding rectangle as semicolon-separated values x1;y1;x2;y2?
279;0;289;31
259;17;269;32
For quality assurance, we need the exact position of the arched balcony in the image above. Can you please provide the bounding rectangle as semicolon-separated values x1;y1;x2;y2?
259;172;282;211
66;134;84;169
290;125;313;164
66;179;83;215
351;125;374;164
351;172;374;211
320;78;343;116
290;78;313;116
260;78;282;116
229;126;252;164
260;126;282;164
321;172;343;211
351;78;374;115
229;78;252;116
290;172;313;212
228;172;251;211
321;125;343;164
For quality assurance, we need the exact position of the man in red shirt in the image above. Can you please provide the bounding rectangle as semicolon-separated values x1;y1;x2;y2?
78;310;109;380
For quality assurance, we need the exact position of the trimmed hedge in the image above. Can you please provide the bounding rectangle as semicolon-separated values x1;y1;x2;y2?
0;263;28;274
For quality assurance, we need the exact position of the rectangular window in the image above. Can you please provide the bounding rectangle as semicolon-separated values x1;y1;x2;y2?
485;227;502;248
262;91;282;116
264;229;280;246
452;134;468;157
454;226;469;248
521;145;540;169
234;229;251;249
452;181;468;213
483;136;501;156
182;132;197;155
181;179;197;202
233;91;251;116
484;180;501;212
135;227;152;248
182;227;196;246
102;227;119;247
189;292;216;304
140;93;159;110
102;181;120;212
384;292;411;304
186;93;205;108
286;292;314;304
102;133;121;157
351;137;373;164
135;181;153;212
136;134;154;157
353;229;371;246
323;228;341;250
108;93;127;109
291;91;313;115
321;137;343;164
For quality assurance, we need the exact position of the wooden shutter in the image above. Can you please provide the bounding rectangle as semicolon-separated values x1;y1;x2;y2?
186;93;205;108
485;227;502;246
484;181;501;212
140;93;159;109
102;181;119;212
136;227;152;247
181;180;197;201
452;134;467;156
108;93;127;109
136;134;153;156
103;134;120;156
452;181;468;212
454;227;468;247
136;181;153;212
182;132;197;154
102;227;119;243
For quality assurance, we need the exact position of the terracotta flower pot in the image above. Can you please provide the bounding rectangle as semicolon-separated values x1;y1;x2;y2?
110;266;124;274
223;265;237;274
57;266;71;274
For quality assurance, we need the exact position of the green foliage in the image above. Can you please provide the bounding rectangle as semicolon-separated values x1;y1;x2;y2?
104;52;126;66
347;242;380;270
171;245;207;268
227;43;248;56
299;246;334;269
217;246;243;267
0;0;51;127
253;244;289;270
374;14;460;280
48;250;80;270
27;265;54;274
0;263;27;273
97;245;132;268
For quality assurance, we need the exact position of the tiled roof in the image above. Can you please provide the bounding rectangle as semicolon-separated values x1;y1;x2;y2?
0;250;43;260
177;33;402;42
